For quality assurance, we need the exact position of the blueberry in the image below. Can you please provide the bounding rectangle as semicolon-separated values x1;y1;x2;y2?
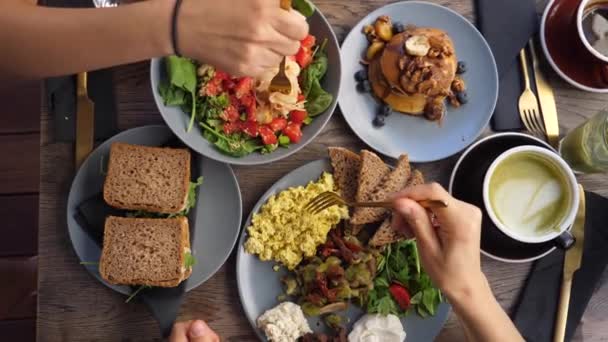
457;61;467;74
354;69;368;82
456;91;469;104
357;80;372;93
393;22;406;34
379;105;392;117
373;116;385;127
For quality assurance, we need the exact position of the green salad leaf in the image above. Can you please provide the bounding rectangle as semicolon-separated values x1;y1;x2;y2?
200;122;262;157
366;240;442;317
301;40;333;116
160;56;198;132
125;285;151;304
184;251;197;269
293;0;315;17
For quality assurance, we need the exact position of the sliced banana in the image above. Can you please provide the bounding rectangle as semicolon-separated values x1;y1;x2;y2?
405;35;431;57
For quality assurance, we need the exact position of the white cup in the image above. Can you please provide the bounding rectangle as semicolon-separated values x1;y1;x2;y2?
482;146;579;246
577;0;608;63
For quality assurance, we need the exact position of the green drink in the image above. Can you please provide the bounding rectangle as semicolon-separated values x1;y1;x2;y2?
560;109;608;173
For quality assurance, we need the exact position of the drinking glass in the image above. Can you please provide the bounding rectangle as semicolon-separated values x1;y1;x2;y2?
559;109;608;173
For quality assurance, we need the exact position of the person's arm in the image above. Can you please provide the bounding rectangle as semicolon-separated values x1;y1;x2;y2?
392;183;523;342
0;0;308;80
0;0;173;79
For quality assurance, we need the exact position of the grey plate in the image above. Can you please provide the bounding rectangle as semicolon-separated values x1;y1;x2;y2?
236;159;450;341
67;125;242;296
339;1;498;162
150;8;341;166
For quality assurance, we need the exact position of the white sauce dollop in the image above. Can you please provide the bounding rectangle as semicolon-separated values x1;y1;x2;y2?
348;314;406;342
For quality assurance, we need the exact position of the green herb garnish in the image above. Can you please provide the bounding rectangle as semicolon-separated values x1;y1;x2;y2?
80;261;99;266
125;285;152;303
184;251;197;269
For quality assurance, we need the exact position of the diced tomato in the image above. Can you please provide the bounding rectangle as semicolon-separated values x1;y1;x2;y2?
290;110;308;124
301;34;316;49
283;122;302;143
241;121;258;137
295;46;314;69
246;103;257;122
223;122;240;135
234;77;254;99
222;78;236;91
204;78;222;96
240;93;256;109
214;70;230;81
297;94;306;102
220;105;240;123
269;117;288;132
259;125;277;145
389;284;411;311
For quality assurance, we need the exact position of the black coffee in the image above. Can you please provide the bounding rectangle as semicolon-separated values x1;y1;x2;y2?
582;1;608;56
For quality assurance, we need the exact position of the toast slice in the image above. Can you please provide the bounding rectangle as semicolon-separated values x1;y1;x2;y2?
351;155;411;225
350;150;390;225
103;143;191;214
369;169;426;247
99;216;193;287
328;147;361;202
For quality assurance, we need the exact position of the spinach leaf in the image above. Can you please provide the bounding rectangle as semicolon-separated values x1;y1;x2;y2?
292;0;315;17
199;122;262;157
301;45;333;116
162;56;198;132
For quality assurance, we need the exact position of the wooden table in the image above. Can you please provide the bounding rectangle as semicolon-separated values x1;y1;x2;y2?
38;0;608;340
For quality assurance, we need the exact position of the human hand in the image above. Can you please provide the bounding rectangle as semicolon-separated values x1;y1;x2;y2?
174;0;309;77
391;183;487;301
169;319;220;342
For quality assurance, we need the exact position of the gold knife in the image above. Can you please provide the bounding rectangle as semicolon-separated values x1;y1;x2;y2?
553;185;586;342
75;72;95;170
529;39;560;148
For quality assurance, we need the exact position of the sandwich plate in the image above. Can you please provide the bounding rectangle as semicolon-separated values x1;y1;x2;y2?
67;125;242;295
236;159;450;341
339;1;498;162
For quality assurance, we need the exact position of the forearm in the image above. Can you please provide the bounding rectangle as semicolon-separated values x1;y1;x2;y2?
447;275;524;342
0;0;174;79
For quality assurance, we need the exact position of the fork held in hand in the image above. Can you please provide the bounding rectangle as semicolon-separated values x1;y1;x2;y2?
304;191;449;215
518;47;545;135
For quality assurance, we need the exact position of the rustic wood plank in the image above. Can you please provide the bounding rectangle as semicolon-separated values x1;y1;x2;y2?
0;134;40;194
0;195;38;256
0;256;37;320
37;0;608;341
0;81;41;134
0;319;36;342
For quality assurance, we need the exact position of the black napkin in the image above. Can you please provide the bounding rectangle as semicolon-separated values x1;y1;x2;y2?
43;0;118;142
474;0;538;131
512;191;608;342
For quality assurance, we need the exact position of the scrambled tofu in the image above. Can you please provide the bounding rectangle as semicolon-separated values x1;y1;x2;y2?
244;173;349;270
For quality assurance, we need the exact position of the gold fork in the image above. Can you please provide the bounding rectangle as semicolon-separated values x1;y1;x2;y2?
518;47;545;136
268;0;293;94
304;191;449;215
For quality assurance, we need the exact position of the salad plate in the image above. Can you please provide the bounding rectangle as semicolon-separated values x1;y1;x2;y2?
339;1;498;162
150;6;341;166
236;159;450;341
67;125;242;296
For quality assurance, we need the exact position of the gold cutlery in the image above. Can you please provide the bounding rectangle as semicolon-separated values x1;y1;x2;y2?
553;184;586;342
518;47;545;136
269;0;294;94
75;72;95;170
529;39;560;148
304;191;448;215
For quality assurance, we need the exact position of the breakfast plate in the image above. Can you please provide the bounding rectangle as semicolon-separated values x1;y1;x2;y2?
150;6;341;166
339;1;498;162
236;159;450;341
449;133;557;263
67;125;243;295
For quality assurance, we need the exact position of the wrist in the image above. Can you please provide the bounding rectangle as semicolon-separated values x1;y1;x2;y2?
443;271;493;311
144;0;176;56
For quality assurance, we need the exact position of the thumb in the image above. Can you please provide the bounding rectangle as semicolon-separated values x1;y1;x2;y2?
188;320;219;342
393;198;441;256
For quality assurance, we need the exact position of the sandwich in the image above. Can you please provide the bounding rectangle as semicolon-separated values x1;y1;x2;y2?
99;216;193;287
103;142;191;215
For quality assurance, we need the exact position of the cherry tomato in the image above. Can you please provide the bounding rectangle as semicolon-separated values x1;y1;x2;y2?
220;105;239;123
301;34;316;49
283;122;302;143
269;117;288;132
214;70;230;81
297;94;306;102
234;77;254;99
290;110;308;124
295;47;313;69
242;121;258;137
259;125;277;145
389;284;411;311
